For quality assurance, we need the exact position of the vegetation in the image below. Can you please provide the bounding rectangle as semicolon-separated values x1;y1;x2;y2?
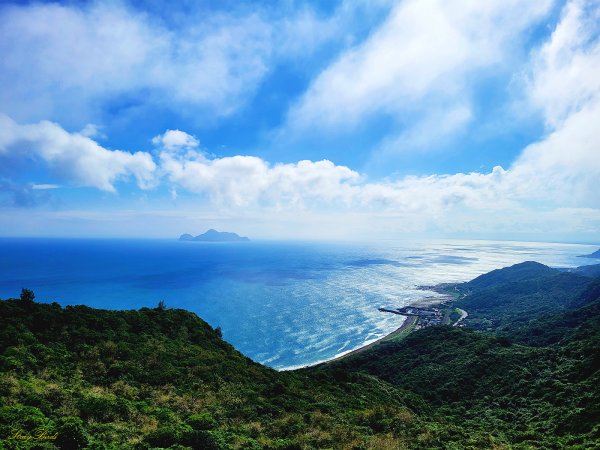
0;296;439;449
1;261;600;448
449;261;593;332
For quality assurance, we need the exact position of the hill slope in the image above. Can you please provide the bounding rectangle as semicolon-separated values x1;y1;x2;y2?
2;263;600;448
453;261;593;332
0;297;441;449
328;273;600;447
579;249;600;259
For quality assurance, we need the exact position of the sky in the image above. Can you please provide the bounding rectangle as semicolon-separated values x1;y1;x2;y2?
0;0;599;242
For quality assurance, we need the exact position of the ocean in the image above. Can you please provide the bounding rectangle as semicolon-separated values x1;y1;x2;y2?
0;238;597;369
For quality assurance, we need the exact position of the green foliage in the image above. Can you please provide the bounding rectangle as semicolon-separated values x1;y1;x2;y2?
0;297;426;448
2;267;600;449
329;272;600;448
19;288;35;303
454;262;593;332
187;412;217;430
55;416;89;450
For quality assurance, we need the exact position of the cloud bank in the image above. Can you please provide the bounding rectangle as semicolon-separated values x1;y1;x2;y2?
0;0;598;239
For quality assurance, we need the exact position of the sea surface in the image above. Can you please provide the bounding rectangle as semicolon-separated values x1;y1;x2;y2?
0;238;597;369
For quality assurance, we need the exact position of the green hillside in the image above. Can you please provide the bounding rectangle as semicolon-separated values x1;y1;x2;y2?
462;261;558;290
2;263;600;449
0;297;435;449
451;262;593;332
328;263;600;448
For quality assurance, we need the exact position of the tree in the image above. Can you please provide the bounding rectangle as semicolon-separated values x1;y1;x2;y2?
215;326;223;339
157;300;167;310
20;288;35;303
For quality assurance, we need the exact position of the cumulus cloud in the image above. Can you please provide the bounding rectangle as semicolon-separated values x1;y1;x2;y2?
160;151;360;208
152;130;200;153
155;138;505;215
0;115;156;192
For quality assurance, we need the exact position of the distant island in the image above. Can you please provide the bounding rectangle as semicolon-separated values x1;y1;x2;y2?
179;229;250;242
579;248;600;258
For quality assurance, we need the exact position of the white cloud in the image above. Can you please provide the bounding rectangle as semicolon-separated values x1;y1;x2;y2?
507;101;600;208
0;3;268;124
160;151;360;208
155;138;507;216
508;0;600;207
31;184;60;190
526;0;600;128
0;0;597;239
0;1;367;126
282;0;553;155
152;130;199;151
79;124;104;139
373;105;472;158
0;115;156;192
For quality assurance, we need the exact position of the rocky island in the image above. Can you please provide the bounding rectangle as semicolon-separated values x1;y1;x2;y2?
179;229;250;242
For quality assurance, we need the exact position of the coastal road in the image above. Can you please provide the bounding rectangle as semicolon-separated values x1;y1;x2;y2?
453;308;468;326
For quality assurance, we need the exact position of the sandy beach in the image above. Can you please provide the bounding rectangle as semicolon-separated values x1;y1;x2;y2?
318;291;454;366
322;315;420;364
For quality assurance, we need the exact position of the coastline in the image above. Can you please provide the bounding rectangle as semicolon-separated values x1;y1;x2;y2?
310;290;455;368
317;315;419;366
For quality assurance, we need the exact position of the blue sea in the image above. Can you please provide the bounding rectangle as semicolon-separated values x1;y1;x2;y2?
0;238;597;369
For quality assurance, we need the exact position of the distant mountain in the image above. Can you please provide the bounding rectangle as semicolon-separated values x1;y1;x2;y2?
563;263;600;278
464;261;557;291
179;229;250;242
579;248;600;258
452;261;592;332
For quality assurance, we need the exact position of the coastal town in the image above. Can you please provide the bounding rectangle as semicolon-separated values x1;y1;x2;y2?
378;303;468;329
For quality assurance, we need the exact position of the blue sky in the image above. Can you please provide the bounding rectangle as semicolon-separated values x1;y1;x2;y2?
0;0;599;241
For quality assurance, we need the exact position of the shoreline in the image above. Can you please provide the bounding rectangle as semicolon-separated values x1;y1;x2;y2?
285;315;418;371
316;315;419;366
309;291;454;368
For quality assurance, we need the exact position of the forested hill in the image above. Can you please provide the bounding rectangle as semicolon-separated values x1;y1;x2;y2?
0;296;443;449
328;262;600;448
452;261;597;331
462;260;558;290
2;261;600;448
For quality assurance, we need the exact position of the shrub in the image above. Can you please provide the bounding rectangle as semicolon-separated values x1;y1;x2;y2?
55;416;89;450
187;412;217;430
145;423;192;448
